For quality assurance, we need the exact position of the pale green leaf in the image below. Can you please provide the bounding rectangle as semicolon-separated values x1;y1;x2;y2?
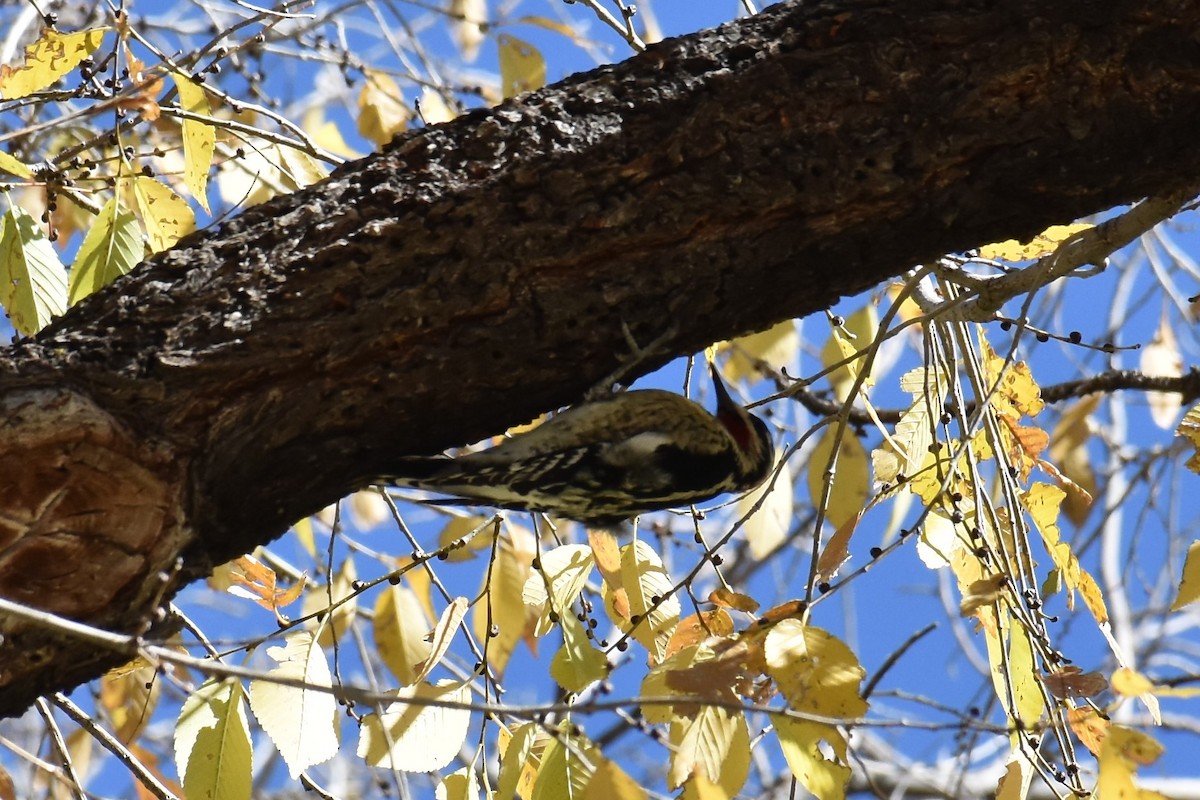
68;197;141;305
171;72;214;213
522;544;594;637
0;206;67;334
174;679;252;800
357;680;471;772
248;632;340;778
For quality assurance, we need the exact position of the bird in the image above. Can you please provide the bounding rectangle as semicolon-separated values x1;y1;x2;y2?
377;363;775;527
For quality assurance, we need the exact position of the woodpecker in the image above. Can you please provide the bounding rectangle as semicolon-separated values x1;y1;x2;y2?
379;364;775;526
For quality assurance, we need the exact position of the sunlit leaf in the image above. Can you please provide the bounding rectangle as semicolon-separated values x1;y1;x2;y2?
68;197;141;305
776;715;851;800
763;620;867;718
497;34;545;98
0;27;107;99
1171;539;1200;611
0;150;33;178
437;766;481;800
473;525;536;675
302;557;358;646
171;72;214;213
606;539;680;663
1141;312;1183;429
807;426;870;530
0;205;67;334
174;679;252;800
719;321;799;383
413;596;468;683
550;611;608;692
357;680;471;772
821;304;878;400
979;222;1092;261
523;544;594;637
358;69;411;146
374;582;433;686
131;175;195;253
669;704;750;795
450;0;487;62
739;457;794;559
248;632;339;778
581;758;646;800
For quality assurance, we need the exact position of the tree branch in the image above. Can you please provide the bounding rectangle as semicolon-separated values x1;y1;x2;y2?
0;0;1198;715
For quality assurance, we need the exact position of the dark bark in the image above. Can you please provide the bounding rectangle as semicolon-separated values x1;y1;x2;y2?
0;0;1197;716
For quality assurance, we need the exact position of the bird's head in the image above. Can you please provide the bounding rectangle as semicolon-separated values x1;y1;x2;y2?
709;362;775;490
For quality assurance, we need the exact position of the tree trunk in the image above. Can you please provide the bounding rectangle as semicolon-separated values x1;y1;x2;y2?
0;0;1197;716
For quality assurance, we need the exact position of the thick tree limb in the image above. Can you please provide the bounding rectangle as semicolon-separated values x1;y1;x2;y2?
0;0;1198;715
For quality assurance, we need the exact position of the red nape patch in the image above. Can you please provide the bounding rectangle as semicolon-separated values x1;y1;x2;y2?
718;409;753;450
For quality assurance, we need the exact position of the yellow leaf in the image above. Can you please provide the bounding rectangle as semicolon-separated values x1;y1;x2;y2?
174;679;252;800
357;680;472;771
550;612;608;691
522;544;594;637
0;150;33;178
419;86;457;124
248;632;339;778
437;515;492;562
669;704;750;794
719;321;799;383
1008;626;1044;728
1170;539;1200;611
171;72;214;212
358;69;411;146
979;222;1092;261
959;574;1007;617
738;456;793;559
437;766;481;800
821;305;878;400
100;660;159;743
764;620;868;718
708;588;759;613
1048;394;1100;526
473;525;536;675
1098;726;1163;800
1068;706;1110;756
413;596;469;683
0;205;67;334
496;722;541;800
776;716;851;800
582;759;646;800
1111;667;1156;698
808;426;870;529
131;175;194;253
1142;312;1183;428
68;197;141;305
450;0;488;62
530;733;600;800
302;558;357;646
1176;405;1200;473
0;27;107;99
1078;567;1108;624
374;582;433;686
995;758;1031;800
605;540;679;663
497;34;545;99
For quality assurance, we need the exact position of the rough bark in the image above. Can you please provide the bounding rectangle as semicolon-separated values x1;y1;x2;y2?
0;0;1197;716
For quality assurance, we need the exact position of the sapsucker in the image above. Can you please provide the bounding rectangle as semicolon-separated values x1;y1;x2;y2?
380;364;775;526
